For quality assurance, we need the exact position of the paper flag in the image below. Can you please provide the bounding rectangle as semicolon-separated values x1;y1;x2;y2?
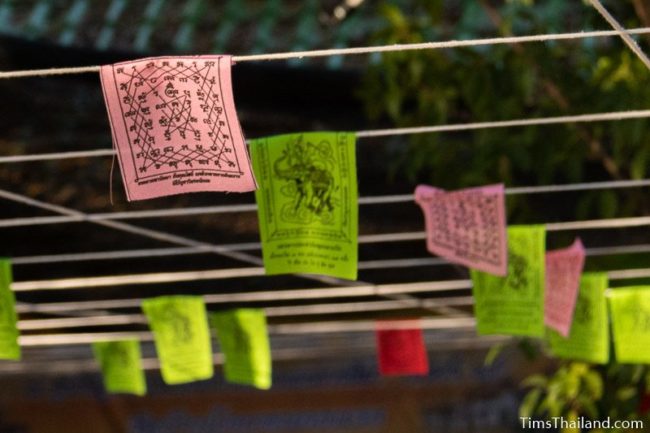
100;56;257;201
93;339;147;396
414;184;507;276
545;238;586;337
142;295;213;384
547;273;609;364
471;225;546;337
249;132;358;280
0;259;19;360
376;320;429;376
609;287;650;364
210;309;272;390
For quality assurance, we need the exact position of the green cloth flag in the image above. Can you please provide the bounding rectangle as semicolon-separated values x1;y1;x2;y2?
142;295;213;384
93;339;147;396
249;132;358;280
470;225;546;337
0;259;19;360
211;309;272;390
547;273;609;364
609;286;650;363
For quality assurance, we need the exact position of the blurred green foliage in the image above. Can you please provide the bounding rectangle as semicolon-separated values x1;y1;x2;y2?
521;361;650;432
358;0;650;221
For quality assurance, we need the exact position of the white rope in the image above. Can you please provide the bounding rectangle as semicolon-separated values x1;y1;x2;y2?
14;263;650;315
17;297;474;331
5;337;509;373
3;178;650;229
11;238;650;292
0;188;457;316
354;110;650;138
589;0;650;71
2;28;650;79
11;232;650;292
16;319;485;349
0;149;116;163
3;109;650;164
12;239;650;267
14;280;471;314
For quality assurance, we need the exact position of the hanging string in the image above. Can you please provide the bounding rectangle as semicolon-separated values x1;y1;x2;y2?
11;233;650;292
2;28;650;79
13;264;650;320
3;109;650;164
16;317;483;349
589;0;650;71
0;188;462;317
16;297;473;331
1;178;650;229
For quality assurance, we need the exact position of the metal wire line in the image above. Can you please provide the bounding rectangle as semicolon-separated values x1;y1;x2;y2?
2;179;650;230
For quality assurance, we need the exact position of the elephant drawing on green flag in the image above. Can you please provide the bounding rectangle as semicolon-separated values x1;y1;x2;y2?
273;135;338;225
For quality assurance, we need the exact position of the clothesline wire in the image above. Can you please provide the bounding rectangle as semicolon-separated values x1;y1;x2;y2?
589;0;650;71
11;235;650;292
14;264;650;319
9;212;650;278
3;109;650;164
5;336;508;374
2;178;650;229
17;297;474;331
0;188;464;318
16;318;485;349
1;27;650;79
12;240;650;266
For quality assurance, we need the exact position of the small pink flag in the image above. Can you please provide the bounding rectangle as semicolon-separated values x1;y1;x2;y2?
100;56;257;201
545;238;586;337
414;184;507;276
376;320;429;376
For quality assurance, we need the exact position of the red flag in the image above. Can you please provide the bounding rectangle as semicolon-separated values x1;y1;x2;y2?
376;320;429;376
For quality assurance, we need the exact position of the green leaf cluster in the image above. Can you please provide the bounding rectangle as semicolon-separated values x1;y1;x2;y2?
521;362;650;432
358;0;650;221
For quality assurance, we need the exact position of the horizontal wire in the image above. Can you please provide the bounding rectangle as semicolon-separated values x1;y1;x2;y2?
10;233;650;291
14;264;650;315
2;27;650;79
15;280;472;314
15;240;650;267
0;188;462;318
3;336;510;374
3;178;650;229
3;110;650;164
17;316;479;347
17;296;475;331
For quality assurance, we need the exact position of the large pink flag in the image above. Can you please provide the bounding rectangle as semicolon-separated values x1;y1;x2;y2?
545;238;586;337
100;56;257;201
414;184;507;275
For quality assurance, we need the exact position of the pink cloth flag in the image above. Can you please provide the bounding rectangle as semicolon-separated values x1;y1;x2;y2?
545;238;586;337
100;56;257;201
414;184;507;276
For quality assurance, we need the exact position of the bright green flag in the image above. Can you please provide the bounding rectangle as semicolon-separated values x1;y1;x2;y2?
470;225;546;337
547;273;609;364
249;132;358;280
211;309;272;390
142;295;213;384
609;286;650;363
0;259;19;360
93;339;147;396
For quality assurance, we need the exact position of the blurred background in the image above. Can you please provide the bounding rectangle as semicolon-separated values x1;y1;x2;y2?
0;0;649;432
